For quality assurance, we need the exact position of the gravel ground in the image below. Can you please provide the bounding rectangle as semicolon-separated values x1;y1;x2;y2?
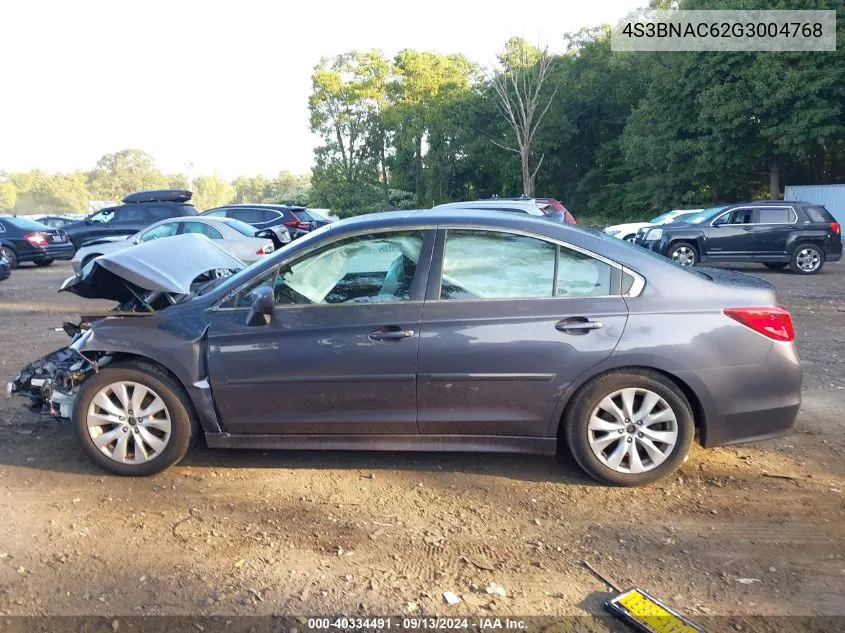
0;260;843;623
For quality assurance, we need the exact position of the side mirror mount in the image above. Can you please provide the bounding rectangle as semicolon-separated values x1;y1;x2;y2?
245;285;275;326
712;216;726;227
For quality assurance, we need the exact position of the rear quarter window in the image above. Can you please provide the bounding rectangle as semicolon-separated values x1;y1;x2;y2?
804;205;835;223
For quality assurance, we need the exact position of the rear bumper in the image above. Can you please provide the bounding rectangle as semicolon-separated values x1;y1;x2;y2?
17;243;75;262
678;342;802;448
825;239;842;262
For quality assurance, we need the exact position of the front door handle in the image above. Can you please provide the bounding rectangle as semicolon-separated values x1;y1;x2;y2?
555;317;603;334
369;327;415;341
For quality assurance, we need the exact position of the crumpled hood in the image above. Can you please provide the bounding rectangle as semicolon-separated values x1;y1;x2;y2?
60;233;245;301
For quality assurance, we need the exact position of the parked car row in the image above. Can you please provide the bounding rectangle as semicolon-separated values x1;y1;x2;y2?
606;200;842;275
0;190;338;279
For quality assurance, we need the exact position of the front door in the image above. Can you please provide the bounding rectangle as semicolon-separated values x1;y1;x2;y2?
706;207;757;260
417;229;628;437
206;229;434;435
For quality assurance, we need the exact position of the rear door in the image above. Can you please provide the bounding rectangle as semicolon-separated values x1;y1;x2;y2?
416;228;629;438
751;206;797;261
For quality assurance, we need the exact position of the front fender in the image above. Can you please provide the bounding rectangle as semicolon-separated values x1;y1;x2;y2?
76;313;223;433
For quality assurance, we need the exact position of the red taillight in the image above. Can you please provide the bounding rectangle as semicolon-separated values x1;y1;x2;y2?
256;242;274;255
723;306;795;342
24;232;48;246
284;220;309;230
831;222;840;235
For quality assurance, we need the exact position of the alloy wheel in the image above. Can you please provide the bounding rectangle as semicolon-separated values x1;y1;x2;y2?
587;387;678;474
86;381;172;464
795;248;821;273
671;246;695;266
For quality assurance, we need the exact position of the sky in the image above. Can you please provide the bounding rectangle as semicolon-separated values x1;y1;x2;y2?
1;0;643;180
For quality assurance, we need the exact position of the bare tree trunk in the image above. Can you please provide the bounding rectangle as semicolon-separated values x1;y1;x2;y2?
380;139;390;205
769;161;780;199
522;149;532;196
491;44;556;198
414;136;423;202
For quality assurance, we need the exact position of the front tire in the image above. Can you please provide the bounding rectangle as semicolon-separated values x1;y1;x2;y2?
667;241;698;267
1;246;18;269
564;369;695;486
623;234;636;243
789;243;824;275
73;362;194;476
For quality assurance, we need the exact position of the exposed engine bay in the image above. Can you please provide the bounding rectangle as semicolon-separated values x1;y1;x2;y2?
7;234;244;418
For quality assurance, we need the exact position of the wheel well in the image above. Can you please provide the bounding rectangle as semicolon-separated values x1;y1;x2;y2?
101;352;200;433
557;366;708;446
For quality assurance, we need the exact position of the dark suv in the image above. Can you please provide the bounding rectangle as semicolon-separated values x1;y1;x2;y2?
63;190;198;249
202;205;325;246
635;201;842;274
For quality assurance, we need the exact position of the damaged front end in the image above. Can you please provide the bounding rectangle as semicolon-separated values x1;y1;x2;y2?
7;339;104;418
7;234;244;420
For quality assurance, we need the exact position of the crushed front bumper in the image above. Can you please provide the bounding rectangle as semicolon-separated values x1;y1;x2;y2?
7;346;97;418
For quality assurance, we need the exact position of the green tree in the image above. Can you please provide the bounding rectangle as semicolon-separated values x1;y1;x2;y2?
88;149;169;201
387;50;479;204
191;175;235;211
0;182;17;211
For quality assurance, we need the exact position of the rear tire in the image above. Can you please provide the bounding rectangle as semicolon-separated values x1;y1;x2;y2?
563;369;695;486
667;241;698;267
763;263;787;270
1;246;18;269
789;243;824;275
34;258;54;267
72;362;195;476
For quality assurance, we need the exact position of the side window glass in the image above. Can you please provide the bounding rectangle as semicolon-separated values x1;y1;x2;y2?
276;231;424;305
727;209;753;224
89;209;115;223
757;208;793;224
182;222;223;239
203;209;228;218
440;230;555;300
231;208;264;224
116;207;146;223
139;223;179;242
557;247;612;296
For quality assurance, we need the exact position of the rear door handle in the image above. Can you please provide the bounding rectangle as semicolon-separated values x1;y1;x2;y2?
369;327;415;341
555;317;603;334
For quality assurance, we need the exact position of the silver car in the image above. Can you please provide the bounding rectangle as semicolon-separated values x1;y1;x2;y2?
71;216;281;273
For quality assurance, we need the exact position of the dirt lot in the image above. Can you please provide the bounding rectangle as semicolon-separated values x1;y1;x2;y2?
0;261;843;623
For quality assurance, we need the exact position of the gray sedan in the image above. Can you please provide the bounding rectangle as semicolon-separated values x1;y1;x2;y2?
10;210;801;486
71;216;281;273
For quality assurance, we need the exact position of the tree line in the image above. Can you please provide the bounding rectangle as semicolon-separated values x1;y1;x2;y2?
308;0;845;221
0;149;311;216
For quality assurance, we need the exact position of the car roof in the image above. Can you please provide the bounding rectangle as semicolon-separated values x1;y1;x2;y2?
204;204;305;211
432;200;546;214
